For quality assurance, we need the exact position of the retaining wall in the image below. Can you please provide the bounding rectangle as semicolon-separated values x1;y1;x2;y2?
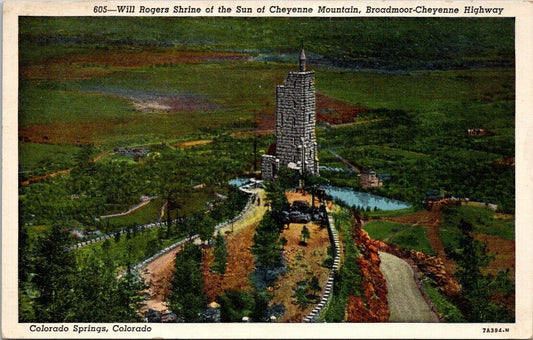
303;212;341;322
65;218;188;252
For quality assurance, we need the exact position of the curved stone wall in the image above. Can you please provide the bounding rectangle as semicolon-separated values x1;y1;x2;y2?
303;213;341;322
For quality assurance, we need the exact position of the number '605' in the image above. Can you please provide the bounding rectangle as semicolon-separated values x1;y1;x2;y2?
94;6;108;13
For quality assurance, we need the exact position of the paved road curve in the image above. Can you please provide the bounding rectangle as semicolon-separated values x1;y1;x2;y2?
379;251;439;322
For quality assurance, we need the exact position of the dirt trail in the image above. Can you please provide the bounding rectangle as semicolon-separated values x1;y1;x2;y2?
140;188;267;314
379;251;439;322
19;151;110;186
381;208;456;274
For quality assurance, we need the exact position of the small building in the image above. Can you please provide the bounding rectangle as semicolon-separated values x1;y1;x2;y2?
467;128;485;136
359;170;383;189
114;146;150;160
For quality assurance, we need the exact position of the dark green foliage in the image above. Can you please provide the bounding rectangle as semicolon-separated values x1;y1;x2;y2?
219;290;255;322
67;251;143;322
26;224;76;322
197;215;216;245
447;219;514;322
75;144;97;165
422;278;465;322
293;276;321;309
18;222;30;283
275;167;300;190
168;243;206;322
322;245;334;268
210;188;249;223
20;224;143;322
145;238;161;257
293;284;311;309
263;181;289;214
309;276;321;294
250;291;270;322
300;225;310;245
252;211;283;267
213;232;227;274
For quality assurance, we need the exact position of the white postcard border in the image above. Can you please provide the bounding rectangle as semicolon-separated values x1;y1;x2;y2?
3;1;532;338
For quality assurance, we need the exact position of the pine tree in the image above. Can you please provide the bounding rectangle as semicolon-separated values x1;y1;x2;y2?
449;219;513;322
213;232;227;274
301;225;310;245
168;243;206;321
29;224;76;322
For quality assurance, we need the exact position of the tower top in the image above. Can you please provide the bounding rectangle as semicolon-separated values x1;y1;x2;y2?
299;47;306;72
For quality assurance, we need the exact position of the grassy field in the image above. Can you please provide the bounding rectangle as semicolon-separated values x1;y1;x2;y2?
18;15;515;251
363;220;409;241
19;17;513;68
439;205;515;278
19;142;81;179
103;198;165;228
388;226;435;256
440;205;515;243
366;206;419;218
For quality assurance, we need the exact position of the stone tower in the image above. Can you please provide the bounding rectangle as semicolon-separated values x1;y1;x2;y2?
261;48;319;180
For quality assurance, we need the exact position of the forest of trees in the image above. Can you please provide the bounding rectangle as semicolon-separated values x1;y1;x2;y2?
18;140;251;322
446;219;514;322
321;108;515;213
19;224;143;322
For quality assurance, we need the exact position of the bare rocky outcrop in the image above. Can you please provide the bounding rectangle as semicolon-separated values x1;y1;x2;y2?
346;220;389;322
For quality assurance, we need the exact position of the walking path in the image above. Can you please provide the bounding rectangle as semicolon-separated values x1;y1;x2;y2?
379;251;438;322
328;150;362;174
99;196;154;219
19;151;111;186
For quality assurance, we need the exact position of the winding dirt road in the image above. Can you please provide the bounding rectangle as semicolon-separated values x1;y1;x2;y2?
379;251;439;322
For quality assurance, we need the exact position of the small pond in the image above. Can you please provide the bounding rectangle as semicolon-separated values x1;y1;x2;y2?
321;185;411;211
229;178;411;211
229;178;252;187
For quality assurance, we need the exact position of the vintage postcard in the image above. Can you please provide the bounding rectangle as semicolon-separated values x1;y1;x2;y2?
2;0;532;338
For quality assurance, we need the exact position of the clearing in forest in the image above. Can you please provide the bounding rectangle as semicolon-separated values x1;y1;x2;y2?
267;191;331;322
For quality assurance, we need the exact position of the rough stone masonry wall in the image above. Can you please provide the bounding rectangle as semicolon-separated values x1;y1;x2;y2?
303;212;340;322
275;71;319;175
260;155;278;181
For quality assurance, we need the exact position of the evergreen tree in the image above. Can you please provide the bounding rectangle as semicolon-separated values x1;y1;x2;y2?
213;232;227;274
68;248;143;322
252;212;283;267
300;225;310;245
449;219;513;322
167;243;206;322
29;223;76;322
198;215;216;246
